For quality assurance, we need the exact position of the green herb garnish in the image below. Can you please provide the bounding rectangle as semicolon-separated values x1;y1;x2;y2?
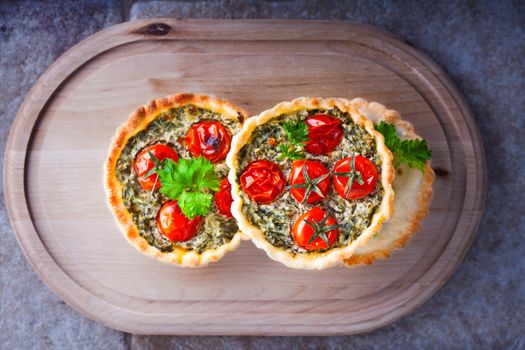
147;155;220;219
277;120;309;160
375;121;431;171
282;120;309;145
278;144;306;160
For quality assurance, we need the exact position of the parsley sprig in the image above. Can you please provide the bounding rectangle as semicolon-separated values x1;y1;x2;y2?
333;153;364;198
375;121;432;171
304;210;339;248
145;152;220;219
277;120;309;161
278;144;305;160
287;163;329;204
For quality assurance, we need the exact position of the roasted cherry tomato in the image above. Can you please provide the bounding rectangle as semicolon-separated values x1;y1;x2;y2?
333;155;378;200
240;160;286;204
185;121;232;163
292;207;339;250
214;178;234;218
156;201;202;242
304;114;344;155
134;144;179;191
289;160;330;204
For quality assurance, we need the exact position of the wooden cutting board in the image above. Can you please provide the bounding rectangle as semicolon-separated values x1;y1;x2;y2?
4;19;485;335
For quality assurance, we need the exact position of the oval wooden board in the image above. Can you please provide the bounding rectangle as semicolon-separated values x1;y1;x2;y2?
4;19;485;335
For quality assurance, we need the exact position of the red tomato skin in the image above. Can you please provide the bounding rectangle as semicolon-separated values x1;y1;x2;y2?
304;114;344;155
133;144;179;191
289;160;330;204
215;178;234;218
333;155;378;199
185;121;231;163
292;207;339;250
240;160;286;204
156;201;202;242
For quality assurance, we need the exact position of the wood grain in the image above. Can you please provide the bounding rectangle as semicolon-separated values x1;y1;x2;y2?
3;19;485;335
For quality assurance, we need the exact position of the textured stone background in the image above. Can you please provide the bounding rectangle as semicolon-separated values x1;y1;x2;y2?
1;1;524;349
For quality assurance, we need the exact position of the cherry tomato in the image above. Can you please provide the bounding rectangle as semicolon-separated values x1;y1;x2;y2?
289;160;330;204
304;114;344;155
240;160;286;204
333;155;378;200
134;144;179;191
292;207;339;251
214;178;233;218
185;121;232;163
156;201;202;242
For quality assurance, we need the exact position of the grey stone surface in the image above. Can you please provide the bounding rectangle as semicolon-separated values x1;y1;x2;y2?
1;0;524;349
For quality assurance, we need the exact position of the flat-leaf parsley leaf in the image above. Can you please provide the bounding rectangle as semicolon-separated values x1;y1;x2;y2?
375;121;431;171
177;191;214;218
156;156;220;218
282;120;309;145
278;120;309;160
278;144;306;160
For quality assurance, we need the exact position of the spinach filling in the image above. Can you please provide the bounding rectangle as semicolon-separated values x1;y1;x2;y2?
116;105;240;253
237;108;384;254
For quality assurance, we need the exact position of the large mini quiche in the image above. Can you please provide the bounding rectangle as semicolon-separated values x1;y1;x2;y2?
227;97;395;269
104;93;248;267
345;98;435;266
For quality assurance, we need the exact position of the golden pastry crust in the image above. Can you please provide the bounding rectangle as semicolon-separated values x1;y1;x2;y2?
227;97;395;270
104;93;249;267
344;98;435;266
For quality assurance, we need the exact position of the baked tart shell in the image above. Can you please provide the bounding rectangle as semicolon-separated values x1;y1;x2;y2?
345;98;435;266
104;93;249;267
227;97;395;270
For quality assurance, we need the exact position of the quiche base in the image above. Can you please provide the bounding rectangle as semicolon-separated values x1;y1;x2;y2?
345;98;435;266
104;93;249;267
227;97;395;270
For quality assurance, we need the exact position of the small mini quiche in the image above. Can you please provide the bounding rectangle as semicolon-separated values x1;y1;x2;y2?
104;93;248;267
227;97;395;269
345;98;434;266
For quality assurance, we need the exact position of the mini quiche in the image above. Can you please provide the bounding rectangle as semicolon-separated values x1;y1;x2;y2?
104;93;248;267
227;97;395;270
345;98;434;266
